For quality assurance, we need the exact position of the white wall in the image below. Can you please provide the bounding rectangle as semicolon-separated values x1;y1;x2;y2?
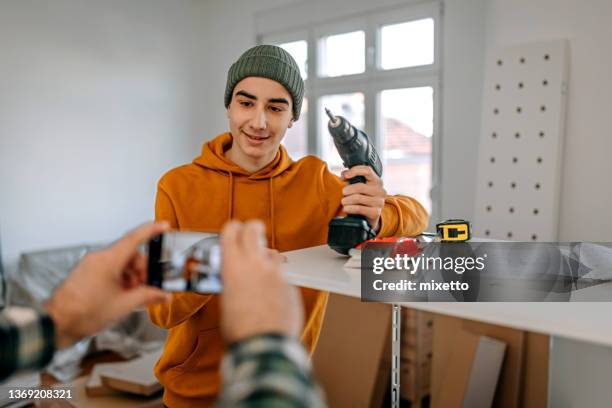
439;0;487;221
484;0;612;241
0;0;205;274
190;0;300;137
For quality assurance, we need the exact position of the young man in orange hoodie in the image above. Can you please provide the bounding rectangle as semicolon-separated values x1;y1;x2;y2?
149;44;429;407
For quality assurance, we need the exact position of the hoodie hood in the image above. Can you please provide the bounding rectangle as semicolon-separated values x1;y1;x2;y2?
193;132;293;179
191;132;294;249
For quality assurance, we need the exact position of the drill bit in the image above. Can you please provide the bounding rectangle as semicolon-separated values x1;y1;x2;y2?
325;108;340;127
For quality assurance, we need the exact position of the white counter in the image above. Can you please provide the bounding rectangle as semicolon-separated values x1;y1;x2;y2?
282;245;612;348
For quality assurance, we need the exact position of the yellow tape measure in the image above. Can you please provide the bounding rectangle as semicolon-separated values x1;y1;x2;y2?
436;219;471;242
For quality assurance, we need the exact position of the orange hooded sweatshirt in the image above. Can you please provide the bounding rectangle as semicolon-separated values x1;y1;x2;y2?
149;132;428;407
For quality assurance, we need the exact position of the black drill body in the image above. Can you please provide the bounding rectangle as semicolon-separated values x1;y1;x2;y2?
326;108;383;255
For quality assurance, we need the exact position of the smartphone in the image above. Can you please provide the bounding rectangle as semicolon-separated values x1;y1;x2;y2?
148;231;222;293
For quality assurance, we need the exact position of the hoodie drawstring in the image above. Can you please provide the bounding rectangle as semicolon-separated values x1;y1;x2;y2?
227;171;234;219
226;171;276;249
269;177;276;249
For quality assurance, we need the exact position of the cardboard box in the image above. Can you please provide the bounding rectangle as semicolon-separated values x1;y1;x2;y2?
47;376;162;408
83;350;162;398
402;309;433;335
312;294;391;407
400;309;433;405
431;314;549;408
436;331;506;407
86;362;123;397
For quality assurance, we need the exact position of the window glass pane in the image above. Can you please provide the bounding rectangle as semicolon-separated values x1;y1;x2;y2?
282;98;308;160
380;87;433;212
318;31;365;77
278;40;308;79
318;93;365;175
380;18;434;70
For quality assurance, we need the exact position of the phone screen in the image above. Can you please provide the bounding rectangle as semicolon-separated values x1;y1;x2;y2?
148;231;222;293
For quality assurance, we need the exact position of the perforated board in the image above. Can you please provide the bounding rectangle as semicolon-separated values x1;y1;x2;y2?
474;40;569;241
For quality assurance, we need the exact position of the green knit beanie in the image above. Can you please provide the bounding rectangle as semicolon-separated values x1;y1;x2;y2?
224;44;304;120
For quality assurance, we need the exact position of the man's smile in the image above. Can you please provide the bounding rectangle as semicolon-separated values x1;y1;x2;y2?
241;130;270;144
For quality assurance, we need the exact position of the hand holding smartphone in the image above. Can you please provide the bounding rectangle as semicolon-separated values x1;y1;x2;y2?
147;231;222;293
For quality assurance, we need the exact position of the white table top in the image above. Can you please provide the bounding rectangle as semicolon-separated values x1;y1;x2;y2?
282;245;612;348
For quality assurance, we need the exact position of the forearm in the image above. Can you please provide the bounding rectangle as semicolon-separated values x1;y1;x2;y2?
217;333;326;408
0;307;55;382
378;195;429;237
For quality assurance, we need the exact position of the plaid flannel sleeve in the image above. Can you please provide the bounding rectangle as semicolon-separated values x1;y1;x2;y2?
216;333;326;408
0;306;56;382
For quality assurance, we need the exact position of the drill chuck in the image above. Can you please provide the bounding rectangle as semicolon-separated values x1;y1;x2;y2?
325;108;355;144
325;108;382;176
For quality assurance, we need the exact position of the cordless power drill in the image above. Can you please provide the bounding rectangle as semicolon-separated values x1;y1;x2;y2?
325;108;383;255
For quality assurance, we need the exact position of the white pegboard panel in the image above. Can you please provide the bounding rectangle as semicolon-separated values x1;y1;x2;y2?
474;40;569;241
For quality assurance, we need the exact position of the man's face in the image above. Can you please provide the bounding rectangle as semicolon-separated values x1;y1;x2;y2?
226;77;294;166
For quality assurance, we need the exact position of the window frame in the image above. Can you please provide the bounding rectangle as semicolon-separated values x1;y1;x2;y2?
259;1;442;221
